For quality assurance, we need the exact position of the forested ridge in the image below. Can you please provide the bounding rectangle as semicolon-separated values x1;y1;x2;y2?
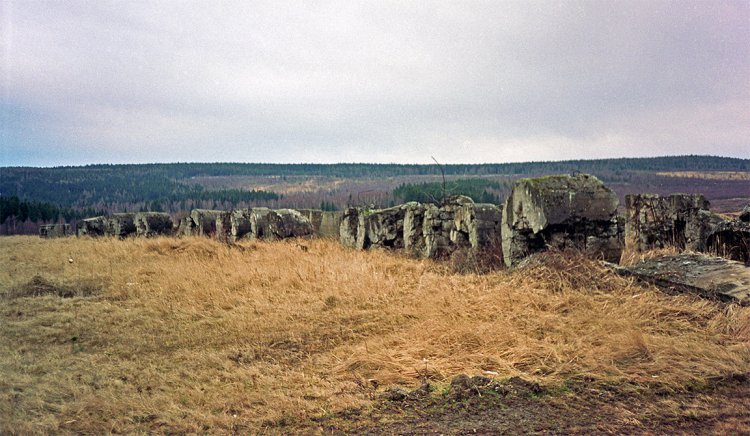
0;196;104;223
2;155;747;206
0;167;279;208
5;155;747;179
1;155;748;233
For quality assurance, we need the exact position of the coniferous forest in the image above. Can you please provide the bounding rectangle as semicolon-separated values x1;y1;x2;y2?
1;155;748;234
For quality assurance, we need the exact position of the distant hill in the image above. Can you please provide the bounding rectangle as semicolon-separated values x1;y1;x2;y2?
0;156;748;224
4;155;748;180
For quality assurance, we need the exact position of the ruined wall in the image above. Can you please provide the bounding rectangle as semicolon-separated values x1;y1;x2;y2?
61;175;748;267
77;216;108;237
135;212;173;237
39;224;71;238
625;194;749;264
107;213;137;239
230;209;253;241
339;196;503;260
211;208;315;242
706;220;750;264
340;208;360;248
297;209;342;239
624;194;710;251
215;211;232;242
267;209;314;239
189;209;226;237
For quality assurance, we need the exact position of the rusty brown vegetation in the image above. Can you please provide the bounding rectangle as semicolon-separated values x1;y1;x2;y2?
656;171;750;181
1;236;748;433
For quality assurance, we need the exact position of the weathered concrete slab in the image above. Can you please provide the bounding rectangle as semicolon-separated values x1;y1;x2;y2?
230;208;253;241
613;254;750;305
135;212;173;237
189;209;225;237
77;216;107;237
297;209;343;238
107;213;137;238
624;193;711;251
266;209;314;239
39;223;71;238
215;211;232;242
502;174;622;267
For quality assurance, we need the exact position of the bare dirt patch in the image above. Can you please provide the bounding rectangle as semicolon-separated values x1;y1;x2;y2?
5;275;103;298
302;374;750;434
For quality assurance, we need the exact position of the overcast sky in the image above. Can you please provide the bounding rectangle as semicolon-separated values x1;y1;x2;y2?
1;1;748;166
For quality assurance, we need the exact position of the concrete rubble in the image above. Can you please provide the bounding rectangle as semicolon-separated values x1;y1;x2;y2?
59;173;750;300
340;196;502;260
625;194;749;264
39;223;71;238
612;254;750;305
135;212;173;237
297;209;343;239
624;194;711;251
106;213;136;239
501;174;622;267
77;216;108;237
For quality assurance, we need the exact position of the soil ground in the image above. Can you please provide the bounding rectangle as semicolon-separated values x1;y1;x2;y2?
298;376;750;434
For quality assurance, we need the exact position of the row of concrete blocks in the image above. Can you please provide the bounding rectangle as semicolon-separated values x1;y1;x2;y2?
342;174;750;266
41;173;749;266
340;174;624;266
74;212;175;238
60;208;339;242
176;208;315;241
339;196;503;260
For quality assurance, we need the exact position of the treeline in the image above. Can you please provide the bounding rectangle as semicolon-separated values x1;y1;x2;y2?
1;155;747;214
0;167;280;209
4;155;748;185
393;179;505;204
0;196;103;224
74;155;750;177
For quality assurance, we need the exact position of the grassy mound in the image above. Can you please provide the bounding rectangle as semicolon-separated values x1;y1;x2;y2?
0;236;748;433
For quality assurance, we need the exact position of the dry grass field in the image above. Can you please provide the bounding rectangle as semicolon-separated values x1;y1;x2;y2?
1;236;749;433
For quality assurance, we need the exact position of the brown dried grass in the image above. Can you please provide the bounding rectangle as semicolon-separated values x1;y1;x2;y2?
656;171;750;181
0;236;748;433
619;234;683;266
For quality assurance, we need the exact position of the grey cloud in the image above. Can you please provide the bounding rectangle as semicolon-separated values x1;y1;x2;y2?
1;0;748;166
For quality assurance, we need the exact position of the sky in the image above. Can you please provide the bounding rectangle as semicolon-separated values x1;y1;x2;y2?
1;1;748;167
